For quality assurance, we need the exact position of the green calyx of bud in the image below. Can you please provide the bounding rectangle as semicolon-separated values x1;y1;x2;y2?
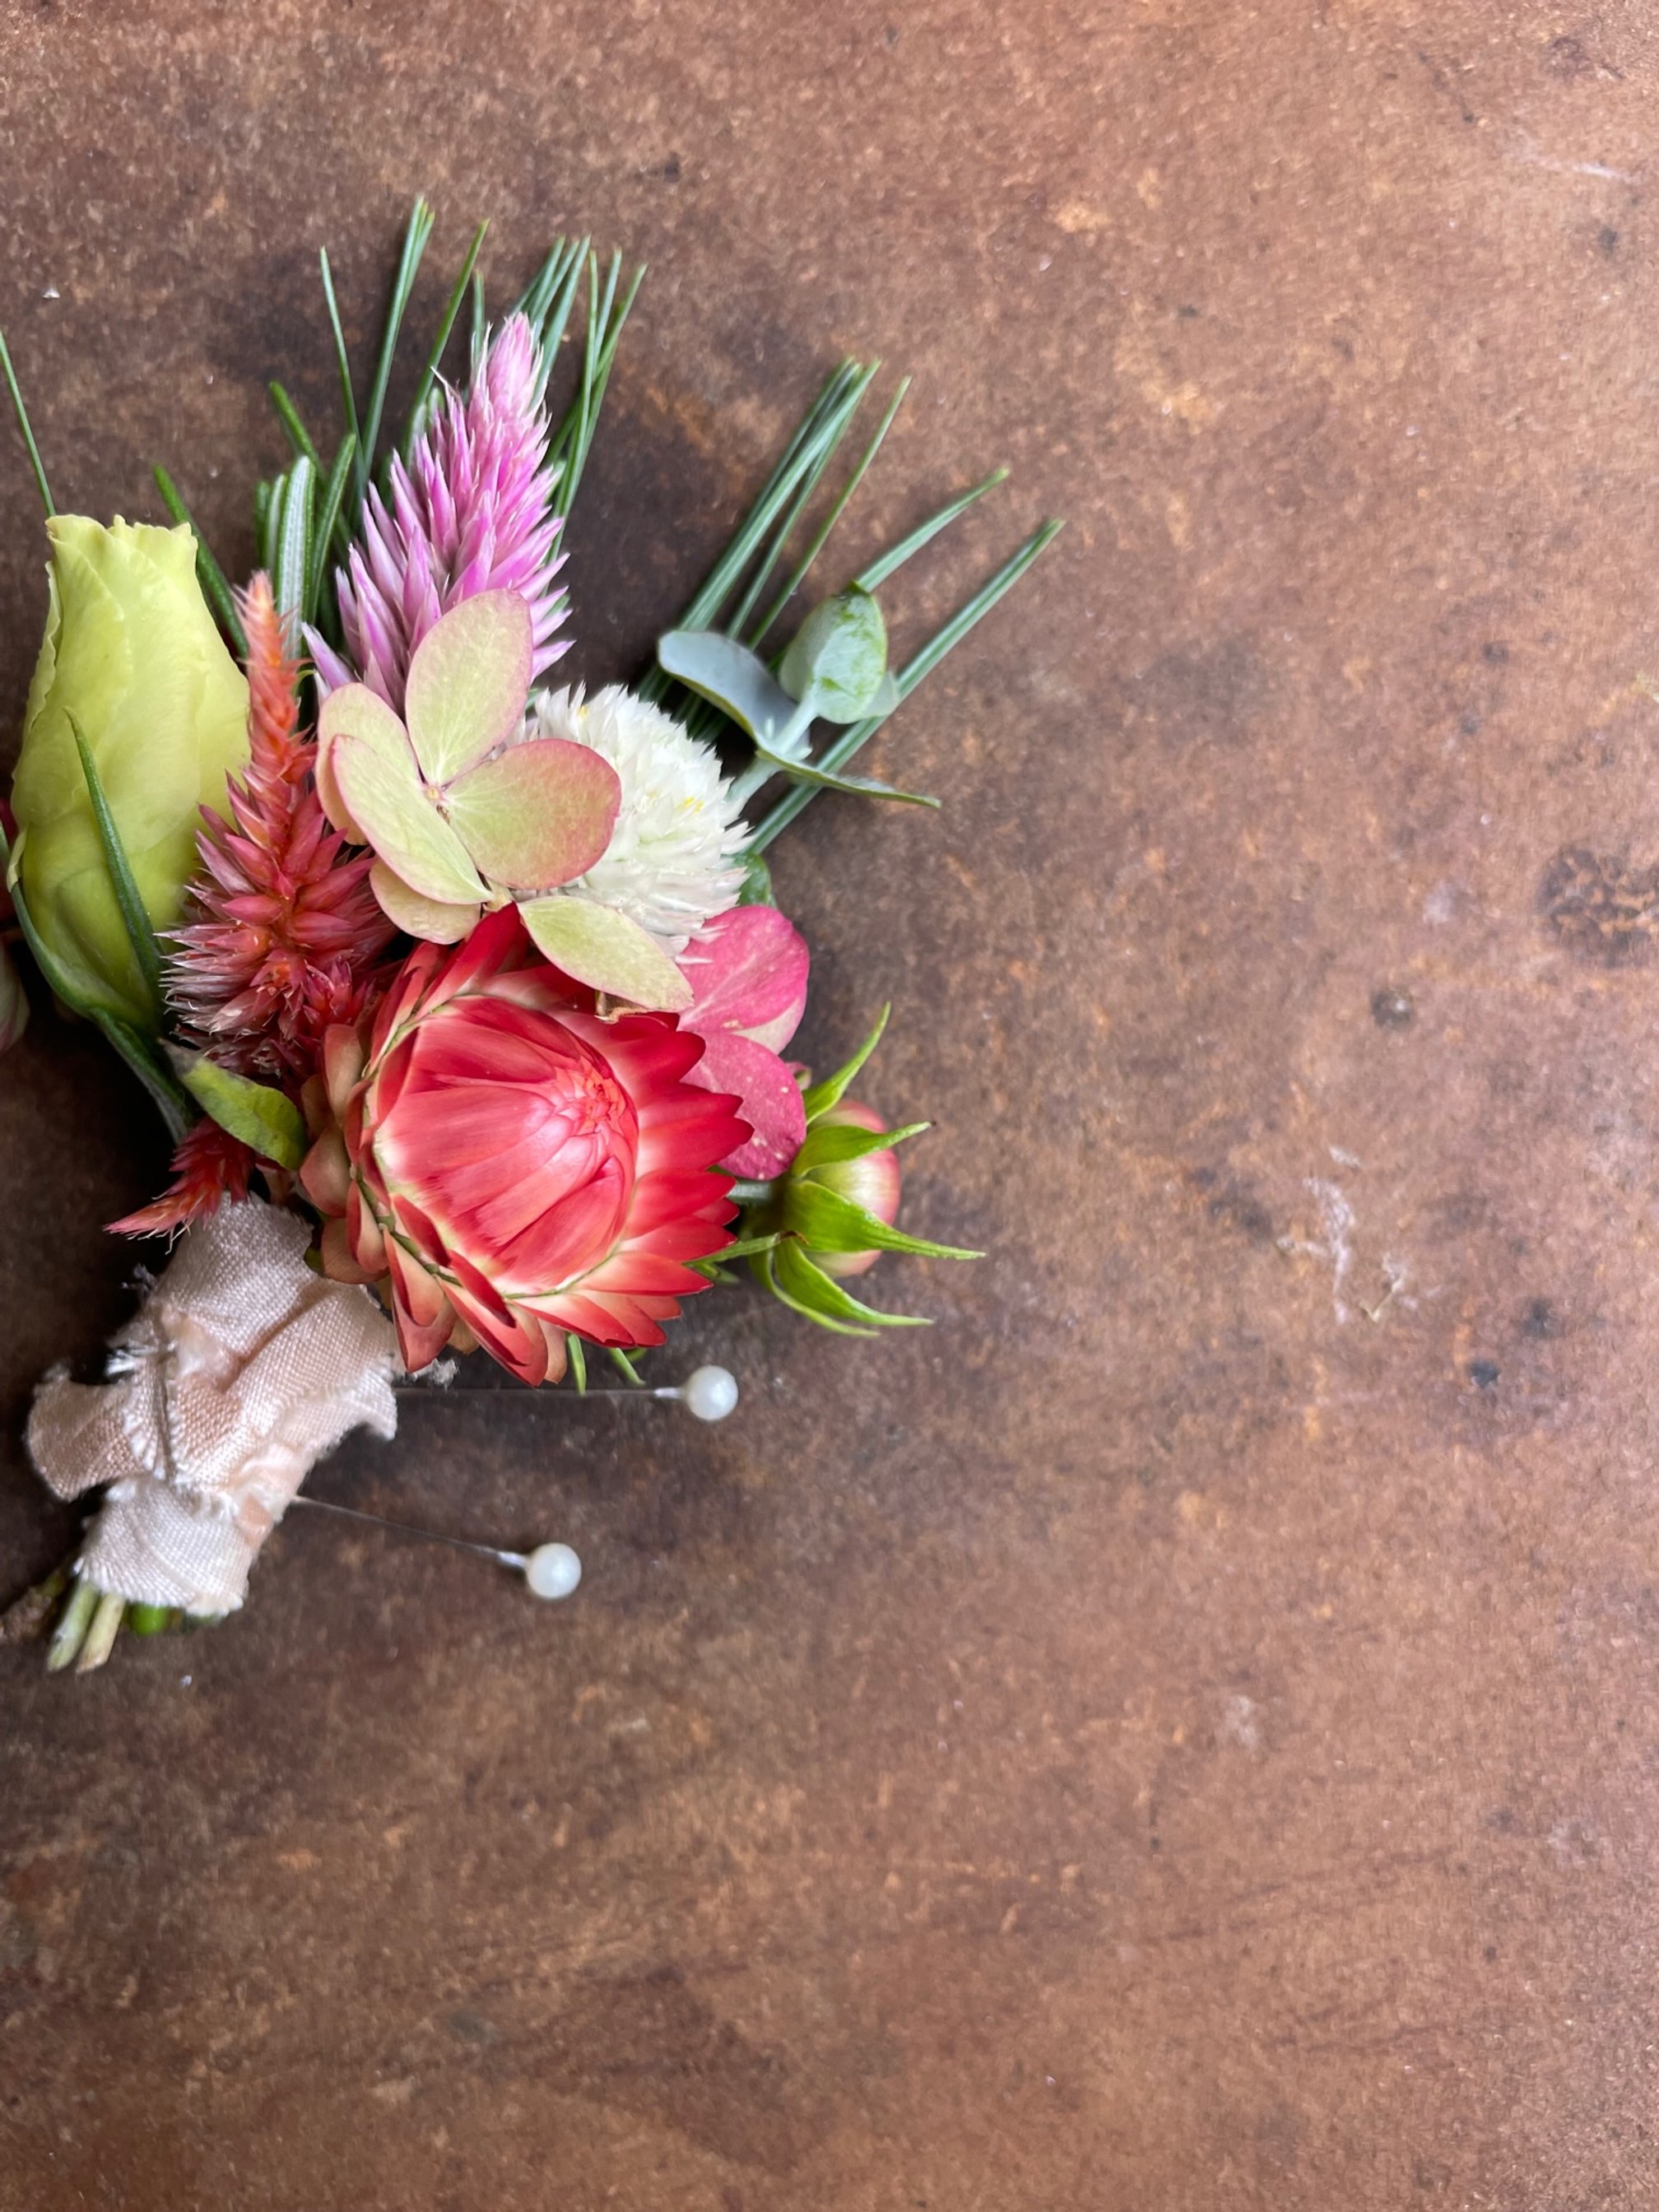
743;1008;980;1336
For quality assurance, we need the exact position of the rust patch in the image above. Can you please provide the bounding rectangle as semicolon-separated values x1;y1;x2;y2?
1538;848;1659;966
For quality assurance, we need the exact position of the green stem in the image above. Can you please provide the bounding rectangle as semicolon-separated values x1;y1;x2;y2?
729;1177;779;1207
359;198;435;502
638;361;872;704
0;326;53;516
318;247;362;490
46;1579;98;1673
152;467;248;656
747;376;912;650
77;1590;127;1673
727;695;816;808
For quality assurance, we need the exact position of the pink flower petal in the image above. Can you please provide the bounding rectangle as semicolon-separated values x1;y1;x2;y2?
687;1028;806;1178
680;906;809;1045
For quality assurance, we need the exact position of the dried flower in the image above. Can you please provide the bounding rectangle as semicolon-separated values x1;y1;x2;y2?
319;593;691;1011
526;685;747;955
108;1118;255;1238
680;905;810;1178
301;908;747;1382
169;574;394;1085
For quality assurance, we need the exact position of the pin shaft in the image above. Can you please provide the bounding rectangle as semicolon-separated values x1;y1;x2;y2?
291;1493;524;1568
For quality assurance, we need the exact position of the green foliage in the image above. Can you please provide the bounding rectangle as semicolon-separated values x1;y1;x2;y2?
170;1052;308;1169
779;587;889;723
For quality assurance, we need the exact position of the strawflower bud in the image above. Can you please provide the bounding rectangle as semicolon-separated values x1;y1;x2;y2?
8;517;249;1025
796;1100;901;1279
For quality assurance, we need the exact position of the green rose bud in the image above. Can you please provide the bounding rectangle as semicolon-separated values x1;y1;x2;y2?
8;517;248;1026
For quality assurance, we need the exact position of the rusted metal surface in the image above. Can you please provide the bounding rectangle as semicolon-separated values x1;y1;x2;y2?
6;1;1659;2203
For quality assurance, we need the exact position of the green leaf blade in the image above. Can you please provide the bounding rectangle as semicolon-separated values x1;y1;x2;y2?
782;1181;982;1263
795;1120;928;1172
171;1053;307;1168
773;1238;932;1328
802;1006;890;1122
68;718;165;1026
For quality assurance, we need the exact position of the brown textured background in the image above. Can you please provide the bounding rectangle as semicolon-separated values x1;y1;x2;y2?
4;1;1659;2205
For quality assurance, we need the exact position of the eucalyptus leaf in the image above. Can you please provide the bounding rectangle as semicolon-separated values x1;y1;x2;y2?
780;587;888;723
656;630;798;744
170;1053;308;1169
747;739;937;809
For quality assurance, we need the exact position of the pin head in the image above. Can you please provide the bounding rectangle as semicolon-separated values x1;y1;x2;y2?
523;1542;583;1601
679;1364;739;1422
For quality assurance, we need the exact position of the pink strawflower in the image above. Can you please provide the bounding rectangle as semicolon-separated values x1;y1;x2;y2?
309;314;567;713
301;908;747;1382
170;574;395;1087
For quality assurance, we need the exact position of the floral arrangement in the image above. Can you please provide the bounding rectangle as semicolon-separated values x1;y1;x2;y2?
0;206;1057;1669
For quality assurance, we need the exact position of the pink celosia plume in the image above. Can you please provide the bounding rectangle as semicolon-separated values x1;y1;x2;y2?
120;575;396;1239
308;314;567;713
169;574;394;1086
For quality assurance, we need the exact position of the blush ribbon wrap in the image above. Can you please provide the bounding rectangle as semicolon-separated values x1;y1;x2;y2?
26;1201;399;1615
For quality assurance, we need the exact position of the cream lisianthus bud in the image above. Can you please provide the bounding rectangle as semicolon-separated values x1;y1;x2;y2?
8;517;249;1025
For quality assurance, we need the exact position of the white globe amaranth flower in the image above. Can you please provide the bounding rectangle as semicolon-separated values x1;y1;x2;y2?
522;685;746;954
